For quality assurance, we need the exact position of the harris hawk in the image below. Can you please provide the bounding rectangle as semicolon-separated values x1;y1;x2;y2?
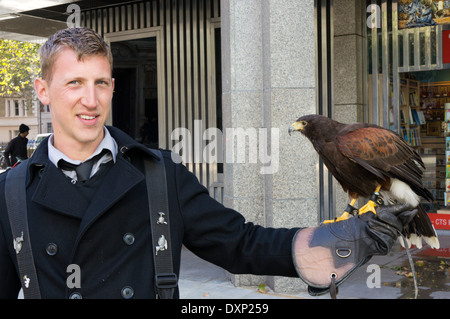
289;114;439;250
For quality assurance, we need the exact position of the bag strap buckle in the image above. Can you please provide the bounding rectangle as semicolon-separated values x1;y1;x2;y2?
155;273;178;289
155;273;178;299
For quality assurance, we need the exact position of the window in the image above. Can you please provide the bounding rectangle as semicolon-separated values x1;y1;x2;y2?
4;98;26;117
14;100;19;116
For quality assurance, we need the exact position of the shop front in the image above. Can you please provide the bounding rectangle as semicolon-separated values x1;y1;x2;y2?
366;0;450;231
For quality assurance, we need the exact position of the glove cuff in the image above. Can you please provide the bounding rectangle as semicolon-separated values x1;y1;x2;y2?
292;226;369;295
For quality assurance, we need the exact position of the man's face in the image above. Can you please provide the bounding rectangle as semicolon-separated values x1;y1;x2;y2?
34;48;114;158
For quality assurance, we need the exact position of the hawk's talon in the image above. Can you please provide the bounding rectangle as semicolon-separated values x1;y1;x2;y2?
322;207;359;224
358;185;383;215
359;188;383;216
322;201;359;224
358;200;378;215
323;212;350;224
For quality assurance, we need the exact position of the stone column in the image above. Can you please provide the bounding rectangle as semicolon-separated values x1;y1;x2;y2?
333;0;365;124
5;100;10;117
221;0;317;294
333;0;366;213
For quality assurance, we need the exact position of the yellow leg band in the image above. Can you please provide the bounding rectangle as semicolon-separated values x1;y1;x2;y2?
322;198;358;224
358;185;382;215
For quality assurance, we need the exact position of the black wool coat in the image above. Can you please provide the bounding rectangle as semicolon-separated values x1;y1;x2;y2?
0;126;299;299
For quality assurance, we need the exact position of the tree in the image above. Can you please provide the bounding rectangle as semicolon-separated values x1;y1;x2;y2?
0;39;41;108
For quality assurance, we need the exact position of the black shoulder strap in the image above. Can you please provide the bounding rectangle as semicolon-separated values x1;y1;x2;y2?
5;162;41;299
144;150;177;299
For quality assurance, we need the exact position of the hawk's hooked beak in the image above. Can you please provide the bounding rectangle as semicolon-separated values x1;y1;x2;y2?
288;121;305;136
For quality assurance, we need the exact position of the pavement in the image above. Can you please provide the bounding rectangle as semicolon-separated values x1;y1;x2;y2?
178;230;450;299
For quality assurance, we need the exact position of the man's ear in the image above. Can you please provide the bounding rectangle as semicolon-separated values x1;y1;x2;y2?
34;78;50;105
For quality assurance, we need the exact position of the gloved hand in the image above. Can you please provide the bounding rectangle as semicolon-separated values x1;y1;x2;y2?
292;204;417;297
366;205;417;254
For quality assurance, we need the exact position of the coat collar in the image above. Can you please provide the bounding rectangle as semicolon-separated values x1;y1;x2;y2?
106;126;161;160
27;125;161;186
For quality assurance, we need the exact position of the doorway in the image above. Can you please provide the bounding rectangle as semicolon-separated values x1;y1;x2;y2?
112;67;136;137
110;37;158;147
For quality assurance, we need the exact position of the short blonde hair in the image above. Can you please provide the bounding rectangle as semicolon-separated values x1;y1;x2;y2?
39;27;113;81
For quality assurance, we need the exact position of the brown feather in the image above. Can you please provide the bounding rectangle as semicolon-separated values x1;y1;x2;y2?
336;125;431;200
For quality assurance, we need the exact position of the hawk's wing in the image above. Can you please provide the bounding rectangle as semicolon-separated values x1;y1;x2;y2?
336;126;425;191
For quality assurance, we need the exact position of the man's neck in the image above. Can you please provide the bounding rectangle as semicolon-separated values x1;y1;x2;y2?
52;136;104;162
47;127;118;166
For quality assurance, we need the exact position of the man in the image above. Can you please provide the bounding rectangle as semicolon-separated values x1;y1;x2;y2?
4;124;29;167
0;27;416;299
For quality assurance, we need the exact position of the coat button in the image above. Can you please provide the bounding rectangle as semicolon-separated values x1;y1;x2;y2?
121;286;134;299
123;233;135;245
69;292;82;299
46;243;58;256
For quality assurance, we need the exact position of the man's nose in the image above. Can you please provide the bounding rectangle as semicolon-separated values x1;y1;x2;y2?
81;85;97;107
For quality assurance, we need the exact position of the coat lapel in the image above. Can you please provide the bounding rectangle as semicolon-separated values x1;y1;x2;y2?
28;135;88;219
31;163;89;219
76;155;144;237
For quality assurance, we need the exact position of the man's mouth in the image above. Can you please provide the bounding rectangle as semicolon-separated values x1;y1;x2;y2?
78;114;97;120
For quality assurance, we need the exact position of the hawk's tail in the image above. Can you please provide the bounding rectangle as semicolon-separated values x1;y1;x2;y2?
400;204;439;249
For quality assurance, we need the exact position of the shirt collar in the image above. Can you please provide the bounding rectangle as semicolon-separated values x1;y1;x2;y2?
48;127;118;167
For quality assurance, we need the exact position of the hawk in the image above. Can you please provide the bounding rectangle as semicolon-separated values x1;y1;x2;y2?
289;114;439;249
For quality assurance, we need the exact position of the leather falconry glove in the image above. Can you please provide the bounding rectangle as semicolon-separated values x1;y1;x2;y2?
292;204;417;297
